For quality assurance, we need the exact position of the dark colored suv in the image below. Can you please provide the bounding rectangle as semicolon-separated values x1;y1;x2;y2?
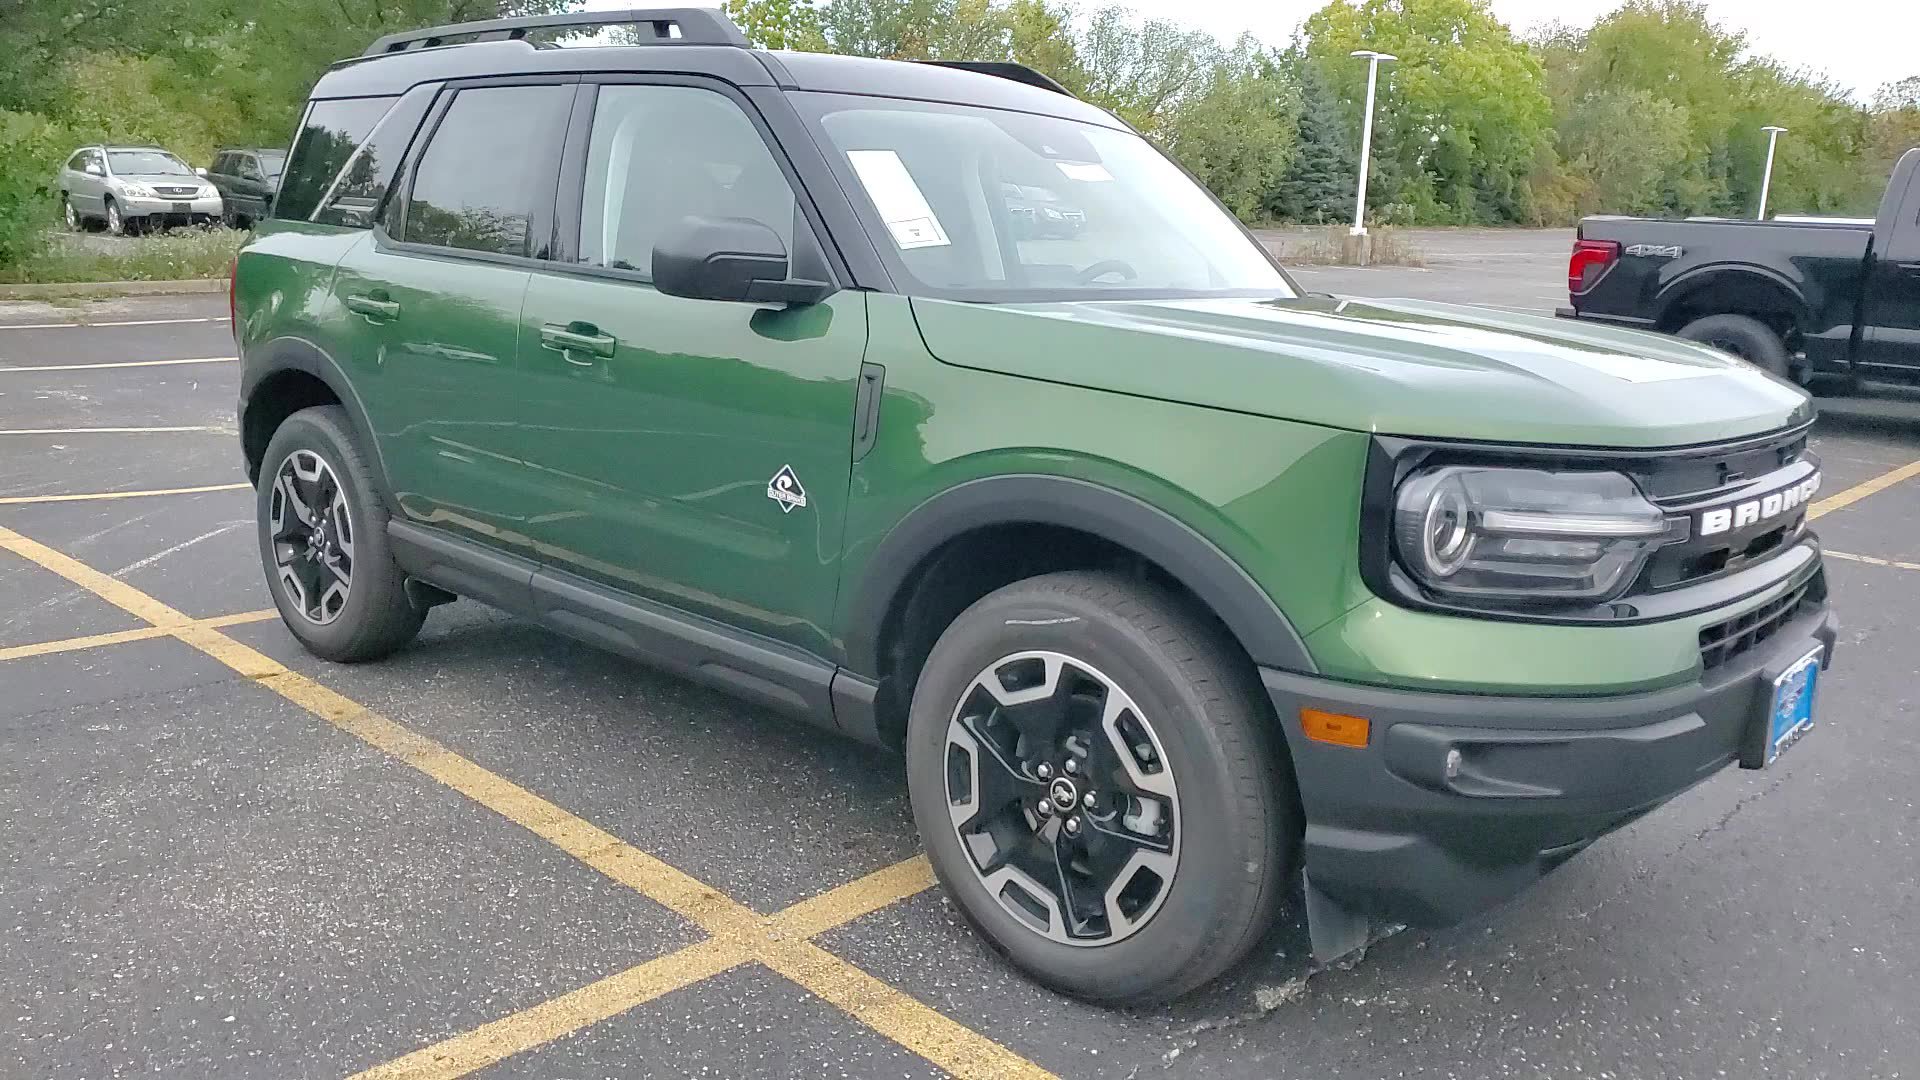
205;148;287;228
234;9;1837;1003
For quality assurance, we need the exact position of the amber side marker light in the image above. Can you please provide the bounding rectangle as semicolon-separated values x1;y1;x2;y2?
1300;708;1371;748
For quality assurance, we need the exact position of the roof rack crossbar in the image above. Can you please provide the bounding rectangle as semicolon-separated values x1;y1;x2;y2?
916;60;1075;98
363;7;748;56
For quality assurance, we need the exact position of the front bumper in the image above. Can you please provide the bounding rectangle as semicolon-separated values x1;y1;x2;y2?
1264;600;1837;936
121;194;224;221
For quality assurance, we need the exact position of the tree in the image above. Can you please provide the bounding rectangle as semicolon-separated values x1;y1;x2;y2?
1297;0;1554;224
1266;58;1356;223
1557;88;1693;215
725;0;823;49
1161;39;1298;220
1076;7;1221;135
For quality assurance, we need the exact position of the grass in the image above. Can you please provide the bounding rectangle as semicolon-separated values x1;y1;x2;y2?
0;226;246;285
1275;226;1426;268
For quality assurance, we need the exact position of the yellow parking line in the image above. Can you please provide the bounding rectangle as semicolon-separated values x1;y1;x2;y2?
1824;550;1920;573
0;609;275;663
772;855;936;938
0;482;250;506
0;356;235;373
1809;458;1920;520
0;425;225;435
0;521;1050;1080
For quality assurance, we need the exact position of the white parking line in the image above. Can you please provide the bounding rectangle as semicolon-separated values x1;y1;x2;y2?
0;317;222;331
0;356;235;373
0;425;224;435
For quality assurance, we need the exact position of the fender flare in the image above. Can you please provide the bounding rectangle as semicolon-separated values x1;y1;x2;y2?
1654;265;1811;332
239;336;397;507
842;474;1317;679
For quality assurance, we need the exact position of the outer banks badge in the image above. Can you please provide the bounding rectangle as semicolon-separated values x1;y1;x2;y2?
767;465;807;513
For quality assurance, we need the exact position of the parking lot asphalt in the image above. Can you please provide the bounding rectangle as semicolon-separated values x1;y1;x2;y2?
3;270;1917;1080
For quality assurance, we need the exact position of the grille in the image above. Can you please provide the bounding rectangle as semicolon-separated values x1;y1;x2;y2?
1698;574;1819;671
154;185;199;197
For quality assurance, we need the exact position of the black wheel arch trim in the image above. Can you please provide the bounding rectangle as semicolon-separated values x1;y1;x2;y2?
1655;265;1811;332
843;474;1318;679
240;336;397;510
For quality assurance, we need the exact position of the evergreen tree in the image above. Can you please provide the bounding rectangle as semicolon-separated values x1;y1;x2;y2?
1266;61;1355;224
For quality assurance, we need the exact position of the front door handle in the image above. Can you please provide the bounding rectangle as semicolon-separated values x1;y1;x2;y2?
343;293;400;322
540;322;617;363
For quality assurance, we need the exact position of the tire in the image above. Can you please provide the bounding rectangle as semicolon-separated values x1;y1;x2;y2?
1678;314;1792;380
906;570;1295;1004
256;405;426;663
104;198;125;237
62;196;81;232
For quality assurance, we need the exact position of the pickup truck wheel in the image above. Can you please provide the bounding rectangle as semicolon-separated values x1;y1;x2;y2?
1678;314;1792;380
905;571;1294;1004
257;405;426;663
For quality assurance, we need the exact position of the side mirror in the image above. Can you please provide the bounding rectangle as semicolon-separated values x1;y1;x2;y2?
195;167;209;178
85;164;104;177
651;216;833;306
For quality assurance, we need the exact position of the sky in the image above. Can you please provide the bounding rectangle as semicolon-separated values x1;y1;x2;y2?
598;0;1915;103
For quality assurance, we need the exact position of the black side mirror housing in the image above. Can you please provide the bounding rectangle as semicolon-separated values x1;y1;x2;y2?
652;216;834;306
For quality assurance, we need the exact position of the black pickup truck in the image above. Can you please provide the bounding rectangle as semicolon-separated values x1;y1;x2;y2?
1559;147;1919;388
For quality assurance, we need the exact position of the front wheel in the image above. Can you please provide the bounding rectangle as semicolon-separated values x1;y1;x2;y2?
104;199;125;236
1678;313;1793;380
256;405;425;662
906;571;1295;1004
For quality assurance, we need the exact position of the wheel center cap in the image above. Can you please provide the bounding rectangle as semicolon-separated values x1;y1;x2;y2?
1048;777;1079;812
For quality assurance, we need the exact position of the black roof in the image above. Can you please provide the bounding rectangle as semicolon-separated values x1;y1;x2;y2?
310;40;1122;131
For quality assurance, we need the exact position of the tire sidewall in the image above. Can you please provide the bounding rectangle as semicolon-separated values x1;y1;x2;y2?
1681;315;1791;380
255;408;408;658
105;200;123;236
906;585;1280;1000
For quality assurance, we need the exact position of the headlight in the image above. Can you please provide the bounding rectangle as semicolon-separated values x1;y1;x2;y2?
199;186;217;198
1393;466;1673;604
121;183;155;198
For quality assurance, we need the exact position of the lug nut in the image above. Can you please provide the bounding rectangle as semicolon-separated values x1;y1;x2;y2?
1036;762;1053;780
1064;816;1081;835
1036;799;1053;817
1082;792;1097;809
1064;758;1078;775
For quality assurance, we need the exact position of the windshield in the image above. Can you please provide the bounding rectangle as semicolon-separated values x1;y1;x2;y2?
108;151;191;176
257;150;287;179
793;93;1292;301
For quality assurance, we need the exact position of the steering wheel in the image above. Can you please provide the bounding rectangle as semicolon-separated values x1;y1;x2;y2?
1075;259;1138;285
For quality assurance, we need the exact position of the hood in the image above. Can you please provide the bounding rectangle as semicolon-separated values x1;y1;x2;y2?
117;173;202;187
909;295;1813;448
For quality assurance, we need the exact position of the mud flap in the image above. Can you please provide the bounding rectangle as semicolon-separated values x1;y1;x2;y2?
1303;870;1370;965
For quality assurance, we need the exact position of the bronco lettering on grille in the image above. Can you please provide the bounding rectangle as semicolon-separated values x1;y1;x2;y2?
1698;473;1820;537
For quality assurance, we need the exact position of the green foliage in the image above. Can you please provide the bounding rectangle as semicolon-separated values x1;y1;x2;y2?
1557;88;1695;216
1266;59;1356;224
1;227;246;285
1160;40;1298;220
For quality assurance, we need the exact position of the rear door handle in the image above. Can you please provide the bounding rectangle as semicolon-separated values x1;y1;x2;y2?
343;293;400;322
540;322;617;363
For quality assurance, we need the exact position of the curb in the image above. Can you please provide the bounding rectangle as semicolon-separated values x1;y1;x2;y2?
0;279;225;301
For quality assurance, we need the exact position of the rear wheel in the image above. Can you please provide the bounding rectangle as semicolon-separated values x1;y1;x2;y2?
906;571;1294;1004
1678;314;1792;380
256;405;425;662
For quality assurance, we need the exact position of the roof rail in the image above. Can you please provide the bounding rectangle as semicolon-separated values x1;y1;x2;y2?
916;60;1074;98
362;7;748;56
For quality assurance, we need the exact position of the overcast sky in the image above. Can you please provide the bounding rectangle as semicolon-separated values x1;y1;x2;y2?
613;0;1913;103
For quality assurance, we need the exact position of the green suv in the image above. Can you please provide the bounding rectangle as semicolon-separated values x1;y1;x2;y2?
236;9;1837;1004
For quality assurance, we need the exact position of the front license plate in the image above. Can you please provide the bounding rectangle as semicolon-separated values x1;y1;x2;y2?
171;202;191;213
1748;647;1821;768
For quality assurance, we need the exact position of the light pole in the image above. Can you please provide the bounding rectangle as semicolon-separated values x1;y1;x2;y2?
1757;125;1788;220
1350;49;1396;236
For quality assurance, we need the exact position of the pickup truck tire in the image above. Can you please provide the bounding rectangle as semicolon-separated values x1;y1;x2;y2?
1677;314;1792;380
905;570;1294;1004
256;405;426;663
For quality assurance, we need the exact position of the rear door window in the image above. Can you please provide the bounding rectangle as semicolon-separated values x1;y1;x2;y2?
276;96;398;221
399;84;571;258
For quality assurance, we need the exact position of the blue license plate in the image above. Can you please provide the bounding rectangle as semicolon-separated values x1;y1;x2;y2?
1761;647;1822;766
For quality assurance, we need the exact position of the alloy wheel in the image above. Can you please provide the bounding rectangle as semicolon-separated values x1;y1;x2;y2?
106;202;123;235
269;449;355;625
944;651;1180;946
63;200;77;230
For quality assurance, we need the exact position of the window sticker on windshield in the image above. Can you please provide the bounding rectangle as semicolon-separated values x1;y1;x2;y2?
1056;161;1113;183
847;149;951;250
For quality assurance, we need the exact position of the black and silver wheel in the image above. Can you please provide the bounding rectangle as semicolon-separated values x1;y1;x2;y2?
257;405;425;662
104;198;124;236
269;448;355;626
908;571;1295;1004
944;651;1180;947
62;197;80;231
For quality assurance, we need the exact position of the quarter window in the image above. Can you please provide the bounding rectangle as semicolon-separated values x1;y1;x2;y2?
577;84;800;277
402;84;570;257
278;96;398;221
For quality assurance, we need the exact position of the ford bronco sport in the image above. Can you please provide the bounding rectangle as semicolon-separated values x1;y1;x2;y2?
235;8;1838;1004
